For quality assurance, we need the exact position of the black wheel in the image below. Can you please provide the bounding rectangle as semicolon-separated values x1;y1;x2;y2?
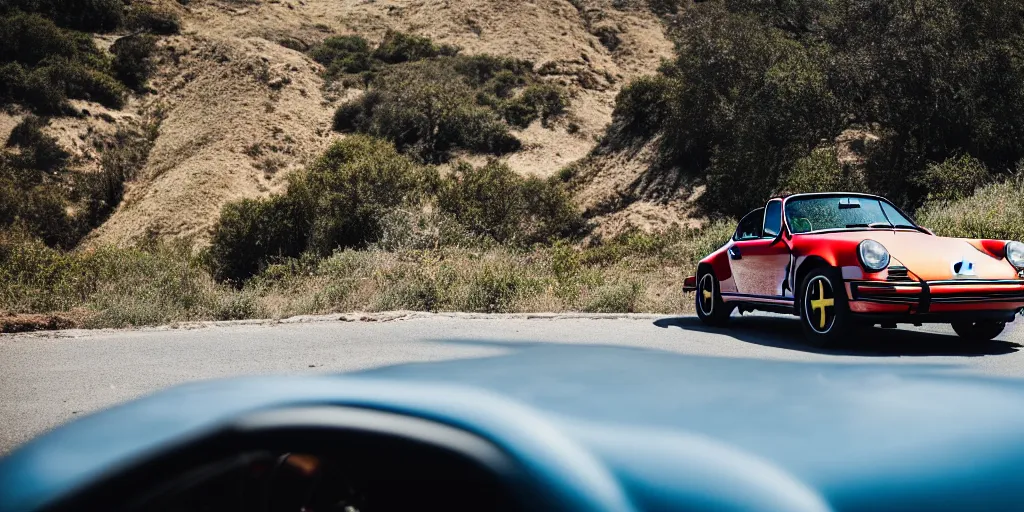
695;268;732;327
952;321;1005;341
799;267;852;346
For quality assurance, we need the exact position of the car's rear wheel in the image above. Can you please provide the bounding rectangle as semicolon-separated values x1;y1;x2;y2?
799;267;852;346
951;321;1005;341
695;268;731;327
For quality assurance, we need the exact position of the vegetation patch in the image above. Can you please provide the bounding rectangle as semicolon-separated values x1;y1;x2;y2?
917;173;1024;242
1;114;159;250
604;0;1024;217
209;136;583;282
312;32;570;162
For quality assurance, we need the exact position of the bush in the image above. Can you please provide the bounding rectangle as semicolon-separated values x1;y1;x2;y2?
1;0;125;32
301;135;436;255
782;147;866;194
111;34;158;91
126;4;181;35
331;90;378;131
6;115;69;172
38;58;127;109
0;11;126;111
0;12;84;66
916;174;1024;241
373;30;451;64
606;75;672;145
310;35;373;77
209;136;435;281
208;195;309;283
0;157;76;249
910;154;990;204
452;54;533;87
333;60;523;161
438;160;585;245
600;0;1024;216
584;281;644;313
464;263;537;313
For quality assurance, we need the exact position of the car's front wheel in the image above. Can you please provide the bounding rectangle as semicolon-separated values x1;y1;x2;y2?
695;268;731;327
951;321;1005;341
799;267;852;346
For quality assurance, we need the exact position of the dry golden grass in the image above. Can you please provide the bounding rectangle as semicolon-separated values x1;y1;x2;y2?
1;221;734;330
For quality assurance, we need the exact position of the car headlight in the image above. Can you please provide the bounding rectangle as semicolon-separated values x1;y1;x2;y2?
1007;241;1024;269
858;239;890;272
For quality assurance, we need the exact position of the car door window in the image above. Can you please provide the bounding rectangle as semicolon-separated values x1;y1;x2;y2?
763;200;783;238
734;209;765;241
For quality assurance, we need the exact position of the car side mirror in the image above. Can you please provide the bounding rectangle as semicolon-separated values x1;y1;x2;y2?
769;225;789;247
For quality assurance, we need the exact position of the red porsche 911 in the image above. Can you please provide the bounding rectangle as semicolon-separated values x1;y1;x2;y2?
684;193;1024;345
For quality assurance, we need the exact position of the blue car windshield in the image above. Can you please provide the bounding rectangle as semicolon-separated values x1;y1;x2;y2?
785;196;917;234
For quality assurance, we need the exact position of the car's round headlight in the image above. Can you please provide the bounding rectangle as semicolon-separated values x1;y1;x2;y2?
858;239;890;272
1007;241;1024;269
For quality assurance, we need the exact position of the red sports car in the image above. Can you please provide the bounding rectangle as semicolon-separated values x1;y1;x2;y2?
684;193;1024;344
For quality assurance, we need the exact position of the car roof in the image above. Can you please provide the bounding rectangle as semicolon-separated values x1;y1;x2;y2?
773;192;888;202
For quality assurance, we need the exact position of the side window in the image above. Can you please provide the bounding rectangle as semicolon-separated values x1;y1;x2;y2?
763;200;783;238
734;208;765;241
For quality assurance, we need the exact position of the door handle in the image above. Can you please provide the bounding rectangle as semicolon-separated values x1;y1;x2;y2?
728;246;742;260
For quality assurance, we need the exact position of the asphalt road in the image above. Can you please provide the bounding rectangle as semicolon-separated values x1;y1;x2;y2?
3;312;1024;455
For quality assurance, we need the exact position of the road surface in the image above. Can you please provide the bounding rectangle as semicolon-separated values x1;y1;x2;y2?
3;312;1024;454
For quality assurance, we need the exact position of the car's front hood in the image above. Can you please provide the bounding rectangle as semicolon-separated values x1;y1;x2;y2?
880;232;1016;281
816;231;1017;281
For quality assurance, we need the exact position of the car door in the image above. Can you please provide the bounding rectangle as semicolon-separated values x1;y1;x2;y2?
727;199;792;298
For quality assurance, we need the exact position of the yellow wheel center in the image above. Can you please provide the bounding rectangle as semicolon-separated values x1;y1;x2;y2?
810;280;835;330
702;289;712;301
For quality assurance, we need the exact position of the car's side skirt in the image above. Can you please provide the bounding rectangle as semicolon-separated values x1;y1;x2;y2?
721;293;797;315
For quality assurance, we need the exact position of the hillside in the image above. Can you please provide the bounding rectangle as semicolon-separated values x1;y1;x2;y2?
0;0;674;246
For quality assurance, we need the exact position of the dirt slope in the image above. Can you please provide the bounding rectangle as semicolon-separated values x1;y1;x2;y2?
46;0;674;246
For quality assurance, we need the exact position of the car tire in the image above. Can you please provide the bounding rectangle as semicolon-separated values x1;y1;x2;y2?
951;321;1005;342
695;268;731;327
798;267;852;346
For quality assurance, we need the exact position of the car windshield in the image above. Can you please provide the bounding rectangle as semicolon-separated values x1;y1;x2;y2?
785;196;917;234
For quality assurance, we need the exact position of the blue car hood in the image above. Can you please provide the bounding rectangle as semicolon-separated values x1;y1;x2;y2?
3;341;1024;512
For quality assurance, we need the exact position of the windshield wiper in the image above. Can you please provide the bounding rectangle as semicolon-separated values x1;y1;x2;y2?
846;223;893;229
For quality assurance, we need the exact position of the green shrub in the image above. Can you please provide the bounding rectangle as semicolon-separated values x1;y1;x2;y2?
333;60;522;161
606;75;672;145
782;147;866;194
310;35;373;77
38;58;127;109
208;194;309;283
916;174;1024;241
452;54;533;87
0;62;28;105
6;115;69;172
126;4;181;35
599;0;1024;215
502;83;568;128
111;34;158;91
584;281;644;313
911;154;990;204
0;231;99;312
331;90;379;131
302;135;436;255
21;66;69;114
209;136;435;281
437;160;585;245
0;157;76;249
464;263;537;313
1;0;125;32
373;30;453;64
